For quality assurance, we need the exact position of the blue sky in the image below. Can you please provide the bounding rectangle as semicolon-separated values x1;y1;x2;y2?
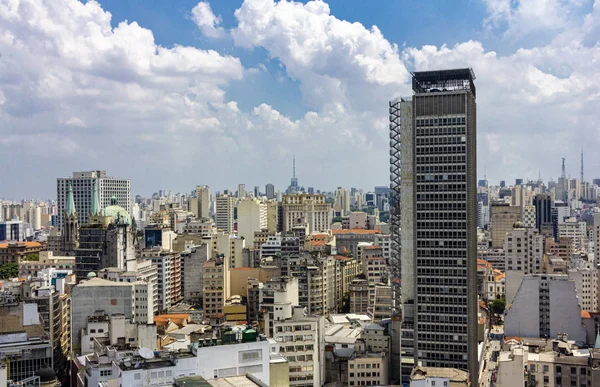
0;0;598;198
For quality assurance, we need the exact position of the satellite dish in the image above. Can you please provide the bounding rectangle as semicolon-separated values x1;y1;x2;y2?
139;347;154;360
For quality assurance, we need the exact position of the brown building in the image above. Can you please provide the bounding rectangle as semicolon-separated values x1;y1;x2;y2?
0;241;43;265
491;203;521;248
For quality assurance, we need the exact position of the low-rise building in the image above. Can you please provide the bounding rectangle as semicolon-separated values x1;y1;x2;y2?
496;337;600;387
0;241;43;265
410;366;470;387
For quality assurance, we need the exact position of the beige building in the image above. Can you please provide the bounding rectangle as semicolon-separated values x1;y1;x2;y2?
491;202;521;248
195;185;211;219
282;194;332;234
273;307;325;387
347;353;389;387
349;278;369;314
19;251;76;277
202;255;230;318
215;194;235;233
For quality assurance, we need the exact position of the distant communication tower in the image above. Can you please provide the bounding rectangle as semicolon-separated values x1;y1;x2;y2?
561;158;566;179
580;147;584;183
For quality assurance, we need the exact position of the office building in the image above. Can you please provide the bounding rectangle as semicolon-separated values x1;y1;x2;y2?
390;69;478;385
522;205;536;228
195;185;211;219
215;194;235;233
490;202;521;248
238;184;246;199
266;184;275;200
281;194;332;234
273;307;325;387
57;170;130;229
533;193;553;233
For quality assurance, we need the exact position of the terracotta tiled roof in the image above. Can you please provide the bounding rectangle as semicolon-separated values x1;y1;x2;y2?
0;242;42;249
582;310;592;319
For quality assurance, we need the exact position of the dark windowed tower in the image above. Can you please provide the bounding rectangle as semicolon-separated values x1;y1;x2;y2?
390;68;478;385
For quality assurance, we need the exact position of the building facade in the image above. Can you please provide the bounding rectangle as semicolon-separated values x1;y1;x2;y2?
57;170;130;229
390;69;478;385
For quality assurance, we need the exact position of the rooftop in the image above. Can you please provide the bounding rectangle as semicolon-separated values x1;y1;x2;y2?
410;366;469;382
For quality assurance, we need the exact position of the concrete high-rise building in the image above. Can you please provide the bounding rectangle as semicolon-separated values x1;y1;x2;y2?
533;193;553;233
593;213;600;267
390;69;478;385
237;198;267;246
522;205;536;228
215;194;235;233
57;170;130;229
281;194;332;234
490;202;521;248
504;223;544;303
195;185;210;219
238;183;246;199
265;183;275;200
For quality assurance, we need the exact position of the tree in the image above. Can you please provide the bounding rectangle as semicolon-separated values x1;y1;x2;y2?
490;298;506;316
24;253;39;261
0;263;19;279
332;216;343;223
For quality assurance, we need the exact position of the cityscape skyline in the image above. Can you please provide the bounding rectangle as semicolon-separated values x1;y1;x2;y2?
1;0;599;199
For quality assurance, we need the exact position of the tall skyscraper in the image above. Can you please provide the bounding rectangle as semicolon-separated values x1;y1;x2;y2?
215;194;235;233
265;183;275;199
57;170;130;229
533;193;552;232
390;69;478;385
238;183;246;199
195;185;210;219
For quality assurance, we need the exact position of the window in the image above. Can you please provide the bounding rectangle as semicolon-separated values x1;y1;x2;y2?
134;373;141;380
239;350;262;363
100;370;112;377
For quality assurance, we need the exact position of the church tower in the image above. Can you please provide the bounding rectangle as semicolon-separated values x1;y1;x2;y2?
61;183;79;252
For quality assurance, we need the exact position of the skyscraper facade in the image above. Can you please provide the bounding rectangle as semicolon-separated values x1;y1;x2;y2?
533;193;553;232
57;170;130;229
195;185;211;219
390;69;478;385
215;194;235;233
265;183;275;199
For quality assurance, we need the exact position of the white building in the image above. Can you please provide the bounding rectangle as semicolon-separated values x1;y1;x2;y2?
568;254;598;312
71;277;153;355
215;194;235;233
504;274;586;342
522;205;536;228
504;224;544;303
57;170;130;229
79;313;156;355
237;198;267;246
273;307;325;387
558;218;588;249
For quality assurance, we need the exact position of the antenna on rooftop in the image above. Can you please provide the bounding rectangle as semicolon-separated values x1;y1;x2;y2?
580;146;584;183
561;158;566;180
293;155;296;178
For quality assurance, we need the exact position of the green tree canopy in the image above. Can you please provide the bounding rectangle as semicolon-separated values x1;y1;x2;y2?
0;263;19;279
490;298;506;315
24;253;39;261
